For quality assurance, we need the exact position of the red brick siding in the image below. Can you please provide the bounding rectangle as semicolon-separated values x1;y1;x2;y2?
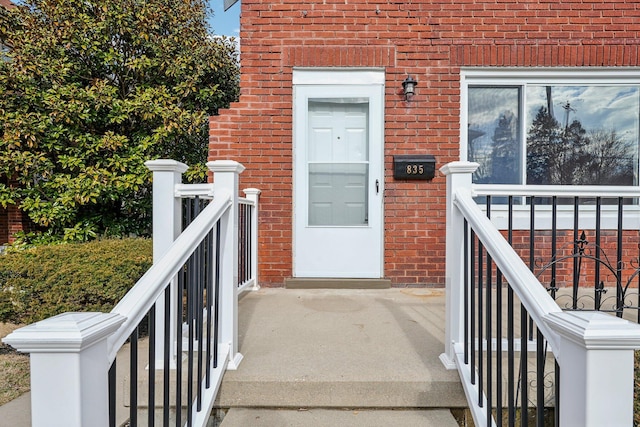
6;205;31;244
0;208;7;245
209;0;640;287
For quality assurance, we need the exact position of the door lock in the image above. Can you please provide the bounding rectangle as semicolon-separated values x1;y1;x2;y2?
375;179;380;194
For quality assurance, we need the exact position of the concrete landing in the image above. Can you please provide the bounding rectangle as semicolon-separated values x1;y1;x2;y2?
216;288;466;410
219;408;460;427
0;288;466;426
284;278;392;289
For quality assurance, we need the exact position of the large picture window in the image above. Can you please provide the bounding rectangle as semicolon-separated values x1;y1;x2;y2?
465;72;640;187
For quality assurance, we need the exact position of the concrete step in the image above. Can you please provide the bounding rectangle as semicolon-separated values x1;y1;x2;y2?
285;278;392;289
215;289;466;409
219;408;460;427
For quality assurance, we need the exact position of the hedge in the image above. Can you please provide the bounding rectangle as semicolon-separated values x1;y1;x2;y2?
0;238;152;324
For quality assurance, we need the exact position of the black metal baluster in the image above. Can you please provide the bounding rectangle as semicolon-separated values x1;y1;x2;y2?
164;287;171;426
550;197;557;299
529;197;535;342
486;197;493;423
175;270;183;427
478;237;484;410
206;229;213;389
595;197;602;310
508;196;516;426
148;306;156;427
214;221;221;369
470;231;476;386
572;197;579;309
130;327;138;427
197;237;204;411
555;361;560;426
187;250;195;426
496;265;503;427
523;197;534;427
520;306;528;427
616;197;624;317
109;360;116;427
536;329;544;427
464;220;469;366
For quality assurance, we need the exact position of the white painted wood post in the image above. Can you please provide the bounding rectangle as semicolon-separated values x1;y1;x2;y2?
145;159;188;369
439;161;479;369
545;311;640;427
208;160;245;369
243;188;261;290
2;312;125;427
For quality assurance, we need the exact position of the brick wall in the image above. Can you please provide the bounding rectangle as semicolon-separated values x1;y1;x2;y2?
209;0;640;287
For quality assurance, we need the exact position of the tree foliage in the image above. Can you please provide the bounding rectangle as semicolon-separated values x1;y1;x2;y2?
0;0;239;241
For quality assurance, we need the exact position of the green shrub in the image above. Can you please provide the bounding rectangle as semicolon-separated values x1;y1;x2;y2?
0;238;152;324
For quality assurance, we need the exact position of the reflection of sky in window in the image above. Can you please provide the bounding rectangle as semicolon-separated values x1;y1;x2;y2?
526;86;639;148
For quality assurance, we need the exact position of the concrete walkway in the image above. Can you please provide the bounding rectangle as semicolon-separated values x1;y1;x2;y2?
217;288;465;426
0;288;465;426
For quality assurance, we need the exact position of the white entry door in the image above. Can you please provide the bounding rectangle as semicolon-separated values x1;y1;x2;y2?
293;71;384;278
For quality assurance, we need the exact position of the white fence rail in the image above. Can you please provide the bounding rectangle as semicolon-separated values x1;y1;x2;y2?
3;159;260;427
440;161;640;427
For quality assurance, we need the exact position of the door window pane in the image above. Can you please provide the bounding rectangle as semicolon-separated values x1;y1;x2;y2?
308;100;369;226
309;163;368;225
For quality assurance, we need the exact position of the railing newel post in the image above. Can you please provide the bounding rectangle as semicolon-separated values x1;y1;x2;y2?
545;311;640;427
243;188;261;290
208;160;245;369
145;159;189;370
439;161;479;369
3;312;125;427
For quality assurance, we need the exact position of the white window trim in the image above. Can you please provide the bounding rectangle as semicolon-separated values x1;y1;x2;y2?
293;67;385;86
460;68;640;230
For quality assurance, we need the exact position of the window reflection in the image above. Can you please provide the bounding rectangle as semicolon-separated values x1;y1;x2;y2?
468;85;640;186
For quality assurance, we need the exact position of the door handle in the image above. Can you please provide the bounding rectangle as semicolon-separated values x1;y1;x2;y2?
376;179;380;194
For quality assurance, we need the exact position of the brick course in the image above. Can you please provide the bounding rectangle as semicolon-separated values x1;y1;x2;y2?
209;0;640;286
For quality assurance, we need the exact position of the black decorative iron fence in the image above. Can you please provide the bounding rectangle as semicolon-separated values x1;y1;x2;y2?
480;195;640;322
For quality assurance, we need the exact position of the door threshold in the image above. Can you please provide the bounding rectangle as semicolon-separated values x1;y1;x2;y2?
285;278;391;289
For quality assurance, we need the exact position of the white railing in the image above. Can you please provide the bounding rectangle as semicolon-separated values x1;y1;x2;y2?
3;159;260;427
440;161;640;427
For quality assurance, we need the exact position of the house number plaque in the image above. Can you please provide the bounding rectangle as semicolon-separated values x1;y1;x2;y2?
393;155;436;180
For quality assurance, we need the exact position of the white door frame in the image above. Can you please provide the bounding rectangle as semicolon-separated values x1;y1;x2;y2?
292;68;385;278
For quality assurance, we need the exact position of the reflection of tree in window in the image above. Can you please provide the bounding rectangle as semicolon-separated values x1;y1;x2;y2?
469;110;519;184
490;111;520;184
527;105;634;185
467;86;521;185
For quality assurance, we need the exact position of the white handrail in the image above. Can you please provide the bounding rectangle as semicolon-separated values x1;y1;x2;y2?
107;191;232;363
453;187;563;353
473;183;640;198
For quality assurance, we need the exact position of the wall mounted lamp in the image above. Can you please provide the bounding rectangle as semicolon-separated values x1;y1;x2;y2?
402;75;418;101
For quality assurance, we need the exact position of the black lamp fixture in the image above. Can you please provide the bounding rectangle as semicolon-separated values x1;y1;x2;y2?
402;75;418;101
